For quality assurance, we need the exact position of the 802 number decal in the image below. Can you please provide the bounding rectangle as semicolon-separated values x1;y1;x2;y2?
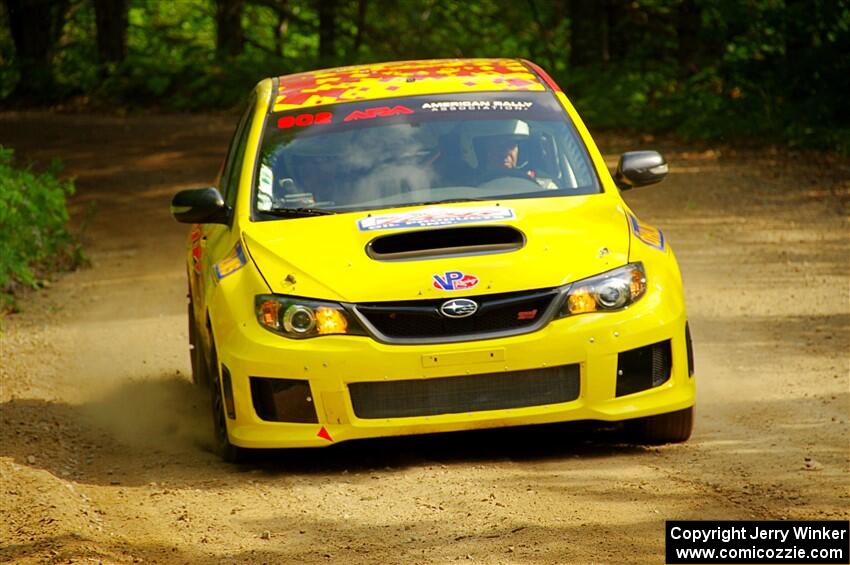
277;112;332;129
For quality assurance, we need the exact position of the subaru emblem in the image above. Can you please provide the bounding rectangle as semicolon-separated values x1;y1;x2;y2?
440;298;478;318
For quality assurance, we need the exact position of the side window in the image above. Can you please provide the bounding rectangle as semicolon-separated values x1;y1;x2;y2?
219;95;257;210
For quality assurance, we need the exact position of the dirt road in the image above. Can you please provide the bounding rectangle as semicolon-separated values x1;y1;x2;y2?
1;112;848;564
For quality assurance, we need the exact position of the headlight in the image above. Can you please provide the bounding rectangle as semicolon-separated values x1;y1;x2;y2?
559;263;646;316
255;295;367;338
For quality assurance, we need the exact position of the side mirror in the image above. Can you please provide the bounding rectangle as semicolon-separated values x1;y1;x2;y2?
614;151;668;190
171;187;229;224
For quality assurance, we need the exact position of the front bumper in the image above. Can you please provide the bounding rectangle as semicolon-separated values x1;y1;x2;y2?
214;285;695;449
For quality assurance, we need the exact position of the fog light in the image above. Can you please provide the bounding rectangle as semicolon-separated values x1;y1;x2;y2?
283;304;316;334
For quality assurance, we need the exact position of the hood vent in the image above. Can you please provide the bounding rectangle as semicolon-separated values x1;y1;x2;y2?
366;225;525;261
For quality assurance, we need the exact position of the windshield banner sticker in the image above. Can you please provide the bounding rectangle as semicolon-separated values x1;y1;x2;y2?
628;214;665;251
433;271;480;291
357;206;515;231
421;100;533;112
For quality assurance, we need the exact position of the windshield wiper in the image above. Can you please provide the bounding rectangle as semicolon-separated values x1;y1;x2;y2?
264;207;337;217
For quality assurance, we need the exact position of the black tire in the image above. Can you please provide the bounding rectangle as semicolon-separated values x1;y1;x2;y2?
627;406;694;445
208;341;249;463
187;294;206;387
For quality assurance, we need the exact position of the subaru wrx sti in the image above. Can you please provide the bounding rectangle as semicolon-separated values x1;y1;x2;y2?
171;59;695;461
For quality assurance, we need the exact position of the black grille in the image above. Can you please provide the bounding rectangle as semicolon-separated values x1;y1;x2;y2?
354;288;558;340
615;340;672;397
250;377;319;423
349;364;580;419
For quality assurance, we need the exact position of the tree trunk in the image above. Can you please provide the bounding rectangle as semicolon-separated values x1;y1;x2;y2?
3;0;69;101
353;0;368;54
215;0;245;58
568;0;605;68
604;0;627;63
318;0;337;66
93;0;128;69
676;0;701;75
273;0;289;57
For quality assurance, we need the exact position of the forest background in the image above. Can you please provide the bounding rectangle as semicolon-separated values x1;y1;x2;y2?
2;0;849;152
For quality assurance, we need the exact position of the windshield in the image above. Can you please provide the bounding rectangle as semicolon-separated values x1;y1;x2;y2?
253;92;599;218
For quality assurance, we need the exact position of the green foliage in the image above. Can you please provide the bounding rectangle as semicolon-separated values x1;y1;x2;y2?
563;0;850;152
52;0;100;98
0;147;84;310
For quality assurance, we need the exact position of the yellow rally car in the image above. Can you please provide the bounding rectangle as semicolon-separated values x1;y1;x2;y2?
170;59;695;461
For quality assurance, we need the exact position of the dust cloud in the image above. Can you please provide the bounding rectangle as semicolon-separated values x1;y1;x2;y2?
79;375;212;454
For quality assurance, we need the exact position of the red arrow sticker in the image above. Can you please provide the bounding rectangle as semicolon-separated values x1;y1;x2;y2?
317;426;333;442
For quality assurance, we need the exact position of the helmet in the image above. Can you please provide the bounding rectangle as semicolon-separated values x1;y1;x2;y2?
464;119;530;169
468;119;530;139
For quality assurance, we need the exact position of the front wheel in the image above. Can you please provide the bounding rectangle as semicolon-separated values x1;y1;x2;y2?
208;342;249;463
626;406;694;445
188;295;206;387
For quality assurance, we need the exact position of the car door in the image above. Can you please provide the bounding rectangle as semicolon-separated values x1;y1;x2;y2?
196;95;257;316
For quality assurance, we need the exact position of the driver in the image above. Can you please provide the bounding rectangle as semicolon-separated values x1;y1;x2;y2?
473;119;529;184
480;136;521;172
472;119;556;188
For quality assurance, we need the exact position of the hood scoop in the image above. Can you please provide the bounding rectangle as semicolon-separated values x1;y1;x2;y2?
366;225;525;261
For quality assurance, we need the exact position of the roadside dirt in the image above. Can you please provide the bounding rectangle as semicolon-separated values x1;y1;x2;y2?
1;112;848;564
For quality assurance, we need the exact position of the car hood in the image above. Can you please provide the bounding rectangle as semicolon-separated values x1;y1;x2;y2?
242;196;630;302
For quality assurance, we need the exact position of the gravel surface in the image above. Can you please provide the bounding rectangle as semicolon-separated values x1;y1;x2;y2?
1;112;848;564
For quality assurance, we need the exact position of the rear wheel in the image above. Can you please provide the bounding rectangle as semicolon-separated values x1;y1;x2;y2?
208;341;249;463
627;406;694;444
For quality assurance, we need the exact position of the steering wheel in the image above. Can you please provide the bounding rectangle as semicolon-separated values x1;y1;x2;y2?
477;166;538;186
476;173;541;191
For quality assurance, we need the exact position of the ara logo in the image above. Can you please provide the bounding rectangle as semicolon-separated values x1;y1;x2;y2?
433;271;479;291
344;105;414;122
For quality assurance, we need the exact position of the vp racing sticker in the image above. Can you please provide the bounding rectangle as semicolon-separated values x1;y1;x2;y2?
433;271;479;291
214;242;247;280
357;206;514;231
628;214;665;251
